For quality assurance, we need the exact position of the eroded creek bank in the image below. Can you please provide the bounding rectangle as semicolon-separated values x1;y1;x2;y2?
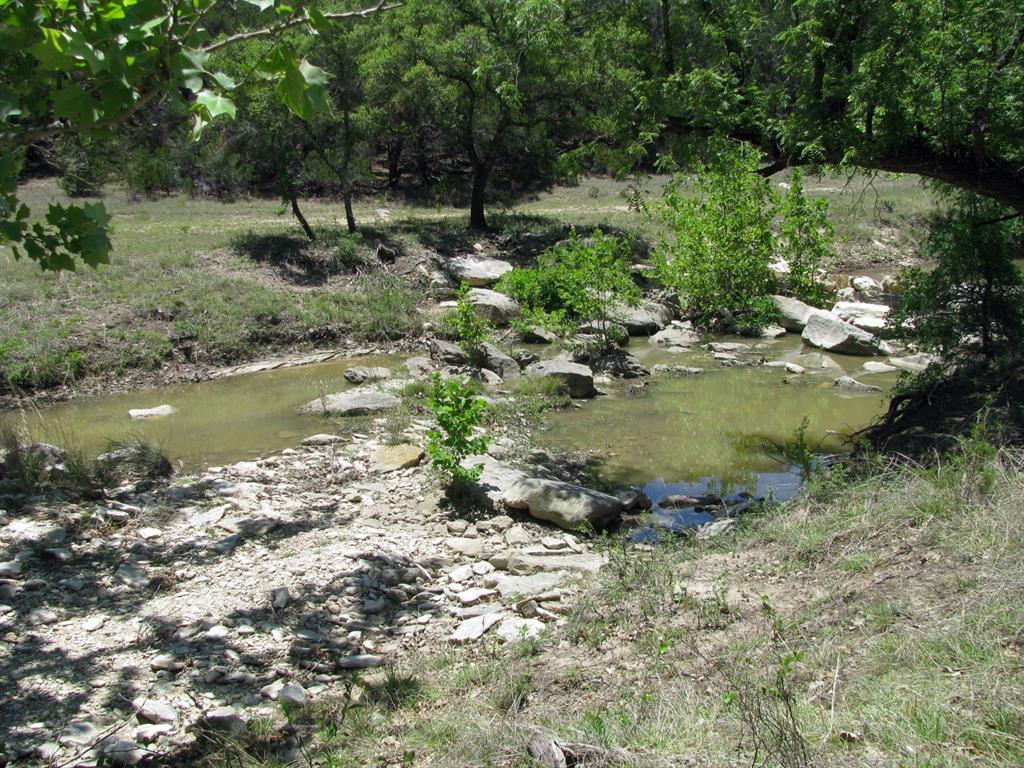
0;319;906;764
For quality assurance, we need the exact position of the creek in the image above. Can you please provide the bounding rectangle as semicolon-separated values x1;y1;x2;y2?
3;337;895;517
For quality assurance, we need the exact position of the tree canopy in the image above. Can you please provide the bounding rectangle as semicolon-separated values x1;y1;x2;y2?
2;0;1023;269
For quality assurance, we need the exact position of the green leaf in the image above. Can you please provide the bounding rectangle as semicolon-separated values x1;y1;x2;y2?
29;28;69;70
211;71;237;90
298;60;330;87
195;90;236;119
52;84;99;123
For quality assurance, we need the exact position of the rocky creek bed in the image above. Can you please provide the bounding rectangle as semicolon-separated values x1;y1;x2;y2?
0;257;935;765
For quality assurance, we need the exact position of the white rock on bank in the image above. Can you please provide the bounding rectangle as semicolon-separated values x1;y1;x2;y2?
802;312;892;356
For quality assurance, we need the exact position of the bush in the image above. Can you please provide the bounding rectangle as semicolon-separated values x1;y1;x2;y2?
652;145;779;332
651;144;836;332
55;135;109;197
425;374;490;486
444;283;492;363
777;169;835;308
496;229;638;350
123;147;180;199
894;192;1024;361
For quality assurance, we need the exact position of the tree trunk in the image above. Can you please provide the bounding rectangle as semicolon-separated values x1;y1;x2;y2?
344;191;356;234
288;188;315;241
660;0;675;74
386;140;402;188
469;163;490;230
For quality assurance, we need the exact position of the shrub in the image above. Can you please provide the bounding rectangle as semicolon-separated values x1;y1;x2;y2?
651;144;779;332
777;169;835;308
651;144;837;331
496;229;638;350
425;373;490;486
894;192;1024;361
123;147;180;199
54;135;109;197
444;283;492;363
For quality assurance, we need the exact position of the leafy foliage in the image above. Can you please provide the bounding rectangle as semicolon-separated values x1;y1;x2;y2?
444;282;492;363
652;145;836;331
425;373;490;486
0;0;382;268
894;193;1024;360
777;169;834;308
497;229;639;349
651;145;780;332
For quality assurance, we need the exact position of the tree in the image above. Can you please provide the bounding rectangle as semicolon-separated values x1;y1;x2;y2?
895;191;1024;361
0;0;392;269
619;0;1024;212
365;0;613;229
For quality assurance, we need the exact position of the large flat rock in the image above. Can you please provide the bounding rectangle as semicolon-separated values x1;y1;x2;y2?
299;388;401;416
524;360;596;398
802;312;892;356
467;456;622;530
469;288;520;326
446;256;513;287
610;300;674;335
772;295;821;332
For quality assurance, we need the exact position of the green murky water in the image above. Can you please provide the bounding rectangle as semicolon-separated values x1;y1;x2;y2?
538;335;896;501
2;354;405;470
3;337;893;501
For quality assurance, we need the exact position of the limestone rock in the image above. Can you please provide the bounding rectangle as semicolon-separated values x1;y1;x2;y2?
802;313;892;356
833;376;883;394
279;683;308;708
468;288;520;326
446;256;513;286
650;326;699;347
343;366;391;385
468;456;622;530
301;433;343;446
202;707;246;735
450;612;503;643
863;361;897;374
429;339;469;365
371;444;424;473
481;343;521;380
610;300;674;335
524;360;596;398
495;617;545;643
128;404;175;420
772;295;820;332
299;388;401;416
133;696;177;724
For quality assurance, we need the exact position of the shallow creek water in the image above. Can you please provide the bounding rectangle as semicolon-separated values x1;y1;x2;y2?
4;337;895;519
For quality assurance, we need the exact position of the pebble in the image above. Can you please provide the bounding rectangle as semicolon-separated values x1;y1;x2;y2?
0;561;22;578
202;707;246;735
450;613;503;643
26;608;58;626
83;616;106;632
115;563;150;589
150;654;184;672
137;527;162;540
133;696;177;724
335;654;383;669
205;625;230;641
279;683;308;708
270;587;290;609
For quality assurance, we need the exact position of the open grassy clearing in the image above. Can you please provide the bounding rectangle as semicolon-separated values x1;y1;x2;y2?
206;443;1022;768
0;173;935;397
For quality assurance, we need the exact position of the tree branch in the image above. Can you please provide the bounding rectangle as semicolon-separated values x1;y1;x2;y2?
204;2;402;53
